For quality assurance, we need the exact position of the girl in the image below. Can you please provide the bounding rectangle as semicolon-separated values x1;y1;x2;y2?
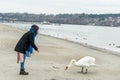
15;25;39;75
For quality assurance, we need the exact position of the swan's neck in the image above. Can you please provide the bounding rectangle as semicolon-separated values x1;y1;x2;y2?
68;59;76;67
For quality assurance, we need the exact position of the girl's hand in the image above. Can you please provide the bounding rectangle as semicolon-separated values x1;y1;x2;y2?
37;50;39;53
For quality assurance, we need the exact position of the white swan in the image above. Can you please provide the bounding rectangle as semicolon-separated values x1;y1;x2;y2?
65;56;96;73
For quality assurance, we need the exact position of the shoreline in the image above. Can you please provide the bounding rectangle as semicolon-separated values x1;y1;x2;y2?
41;34;120;56
2;23;120;56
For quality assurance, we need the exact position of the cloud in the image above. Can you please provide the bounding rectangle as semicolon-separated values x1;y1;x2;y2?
0;0;120;14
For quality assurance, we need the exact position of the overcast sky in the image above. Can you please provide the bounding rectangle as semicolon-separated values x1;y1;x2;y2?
0;0;120;14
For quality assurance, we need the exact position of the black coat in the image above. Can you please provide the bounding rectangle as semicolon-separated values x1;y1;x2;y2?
15;31;38;54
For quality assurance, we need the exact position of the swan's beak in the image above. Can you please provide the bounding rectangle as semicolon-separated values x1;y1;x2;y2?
65;66;68;70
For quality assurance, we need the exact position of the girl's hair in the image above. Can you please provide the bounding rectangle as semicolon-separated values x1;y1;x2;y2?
31;25;39;33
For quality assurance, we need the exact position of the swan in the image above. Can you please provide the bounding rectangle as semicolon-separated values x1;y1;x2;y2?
65;56;96;73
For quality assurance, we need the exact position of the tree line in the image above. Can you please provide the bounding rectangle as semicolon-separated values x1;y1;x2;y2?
0;12;120;27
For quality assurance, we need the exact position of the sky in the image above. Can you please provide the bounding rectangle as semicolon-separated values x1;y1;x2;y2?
0;0;120;14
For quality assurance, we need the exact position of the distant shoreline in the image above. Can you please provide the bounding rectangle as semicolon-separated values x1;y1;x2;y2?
0;13;120;27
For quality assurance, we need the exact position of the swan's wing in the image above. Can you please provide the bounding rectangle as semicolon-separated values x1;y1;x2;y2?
75;57;96;67
88;63;96;67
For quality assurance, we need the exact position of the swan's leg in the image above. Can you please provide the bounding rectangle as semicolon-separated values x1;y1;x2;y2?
81;67;84;73
85;68;87;74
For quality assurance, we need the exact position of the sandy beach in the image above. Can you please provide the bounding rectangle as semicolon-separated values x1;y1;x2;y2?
0;24;120;80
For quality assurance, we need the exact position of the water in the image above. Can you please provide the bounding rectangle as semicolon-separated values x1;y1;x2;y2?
2;22;120;53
